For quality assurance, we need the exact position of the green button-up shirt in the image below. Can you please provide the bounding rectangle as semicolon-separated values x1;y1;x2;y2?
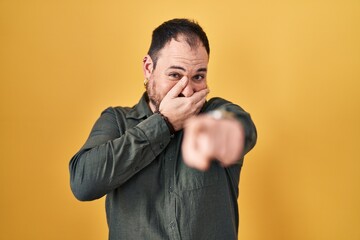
69;93;257;240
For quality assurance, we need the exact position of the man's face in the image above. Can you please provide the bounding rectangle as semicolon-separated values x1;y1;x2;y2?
144;36;209;111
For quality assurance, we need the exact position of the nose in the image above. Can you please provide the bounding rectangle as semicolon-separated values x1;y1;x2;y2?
180;80;194;97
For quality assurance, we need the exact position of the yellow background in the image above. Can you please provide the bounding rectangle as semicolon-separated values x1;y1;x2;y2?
1;0;359;239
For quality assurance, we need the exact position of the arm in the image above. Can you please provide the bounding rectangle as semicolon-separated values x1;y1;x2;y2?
69;108;171;201
182;100;257;170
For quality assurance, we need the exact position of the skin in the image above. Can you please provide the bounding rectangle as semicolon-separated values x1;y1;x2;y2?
182;115;245;170
143;35;245;171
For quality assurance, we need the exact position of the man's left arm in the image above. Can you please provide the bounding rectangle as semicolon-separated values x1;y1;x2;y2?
182;101;257;170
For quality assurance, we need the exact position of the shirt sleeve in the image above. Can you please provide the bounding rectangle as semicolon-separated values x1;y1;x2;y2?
69;107;171;201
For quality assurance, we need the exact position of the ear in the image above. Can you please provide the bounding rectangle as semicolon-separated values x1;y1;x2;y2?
142;55;154;79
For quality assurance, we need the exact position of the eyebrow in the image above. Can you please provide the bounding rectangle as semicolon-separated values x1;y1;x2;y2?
168;66;207;72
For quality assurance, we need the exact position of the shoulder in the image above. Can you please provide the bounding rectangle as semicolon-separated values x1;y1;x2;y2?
103;106;132;117
101;105;132;114
97;106;127;124
203;97;241;112
90;106;131;135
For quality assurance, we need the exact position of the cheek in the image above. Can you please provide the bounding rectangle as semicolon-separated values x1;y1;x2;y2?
194;81;208;91
154;79;177;97
162;82;177;94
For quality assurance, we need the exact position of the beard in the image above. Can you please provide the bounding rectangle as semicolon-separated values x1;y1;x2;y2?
146;79;161;112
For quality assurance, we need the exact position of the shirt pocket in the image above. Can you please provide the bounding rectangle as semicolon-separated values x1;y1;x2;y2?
176;158;220;191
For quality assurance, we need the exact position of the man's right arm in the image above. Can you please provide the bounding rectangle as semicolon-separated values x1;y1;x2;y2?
69;107;171;201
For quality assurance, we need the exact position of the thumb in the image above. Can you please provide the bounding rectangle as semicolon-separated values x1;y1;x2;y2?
165;76;189;99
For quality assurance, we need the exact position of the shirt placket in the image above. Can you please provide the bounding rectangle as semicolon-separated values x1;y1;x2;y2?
164;133;182;240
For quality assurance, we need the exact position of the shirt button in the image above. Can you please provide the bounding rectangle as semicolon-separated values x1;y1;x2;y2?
169;221;175;229
159;143;164;149
169;187;173;193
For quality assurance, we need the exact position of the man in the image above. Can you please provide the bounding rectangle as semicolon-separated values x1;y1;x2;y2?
69;18;257;240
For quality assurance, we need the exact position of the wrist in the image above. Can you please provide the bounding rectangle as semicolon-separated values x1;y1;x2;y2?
155;111;176;137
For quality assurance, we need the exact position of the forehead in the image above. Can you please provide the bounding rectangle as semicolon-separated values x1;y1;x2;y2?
156;37;209;66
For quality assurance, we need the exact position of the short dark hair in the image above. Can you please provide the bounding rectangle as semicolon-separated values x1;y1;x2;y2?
147;18;210;69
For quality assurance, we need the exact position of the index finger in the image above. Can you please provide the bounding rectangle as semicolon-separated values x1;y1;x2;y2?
182;117;212;170
165;76;189;99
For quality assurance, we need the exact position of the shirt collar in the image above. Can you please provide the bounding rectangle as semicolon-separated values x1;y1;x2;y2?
126;92;153;120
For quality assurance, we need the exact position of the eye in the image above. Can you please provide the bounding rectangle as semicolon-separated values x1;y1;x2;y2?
192;74;205;82
168;72;182;80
